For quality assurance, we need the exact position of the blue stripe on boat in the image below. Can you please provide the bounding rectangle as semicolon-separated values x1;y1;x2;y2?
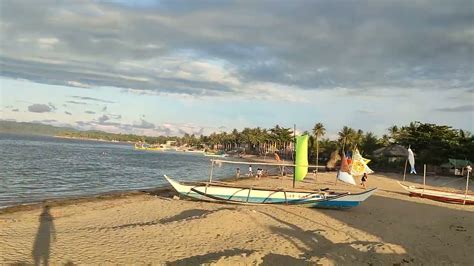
310;200;360;209
181;192;360;208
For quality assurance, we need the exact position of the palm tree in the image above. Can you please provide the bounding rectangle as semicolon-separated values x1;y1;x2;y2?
354;129;364;149
361;132;380;156
338;126;355;152
388;125;399;142
312;123;326;174
269;125;293;158
379;134;391;146
231;129;240;149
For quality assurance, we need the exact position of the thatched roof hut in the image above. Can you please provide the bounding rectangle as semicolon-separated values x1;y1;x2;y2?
326;150;341;170
373;145;408;158
440;159;472;176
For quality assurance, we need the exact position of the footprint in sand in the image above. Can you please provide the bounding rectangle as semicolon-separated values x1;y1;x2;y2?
449;225;467;232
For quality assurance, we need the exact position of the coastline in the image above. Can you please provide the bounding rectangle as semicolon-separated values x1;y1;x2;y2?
2;160;470;214
0;173;251;214
0;151;276;213
0;187;170;214
53;135;132;144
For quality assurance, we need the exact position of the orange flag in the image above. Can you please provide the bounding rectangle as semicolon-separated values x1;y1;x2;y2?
341;153;350;173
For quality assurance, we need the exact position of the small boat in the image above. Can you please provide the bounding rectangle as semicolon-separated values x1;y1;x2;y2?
164;175;376;209
398;182;474;205
134;143;162;151
184;149;205;154
204;152;227;157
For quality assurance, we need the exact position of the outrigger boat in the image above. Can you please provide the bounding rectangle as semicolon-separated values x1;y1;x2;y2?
398;182;474;205
164;135;377;209
134;142;162;151
397;149;472;205
164;175;376;209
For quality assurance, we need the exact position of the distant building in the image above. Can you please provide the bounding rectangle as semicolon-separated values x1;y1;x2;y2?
440;159;472;176
165;140;176;146
373;145;408;162
160;140;177;150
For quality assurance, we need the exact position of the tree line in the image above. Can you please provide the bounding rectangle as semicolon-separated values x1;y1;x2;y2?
59;121;473;165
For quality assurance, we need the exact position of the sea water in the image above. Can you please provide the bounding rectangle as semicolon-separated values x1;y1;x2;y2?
0;134;238;208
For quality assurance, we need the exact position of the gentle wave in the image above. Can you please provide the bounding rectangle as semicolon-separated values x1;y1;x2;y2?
0;134;241;208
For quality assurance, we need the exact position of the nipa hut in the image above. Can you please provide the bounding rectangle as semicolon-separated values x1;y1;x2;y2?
373;145;408;162
440;159;472;176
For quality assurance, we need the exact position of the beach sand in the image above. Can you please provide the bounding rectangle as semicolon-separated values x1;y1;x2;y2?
1;172;473;265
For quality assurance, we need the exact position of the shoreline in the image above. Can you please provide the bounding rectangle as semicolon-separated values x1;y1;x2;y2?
0;187;170;214
53;135;132;144
0;174;253;214
1;171;472;265
0;154;273;213
1;169;471;214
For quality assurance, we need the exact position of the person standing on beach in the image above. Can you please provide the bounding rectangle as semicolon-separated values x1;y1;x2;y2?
256;168;263;180
274;151;281;162
236;168;240;178
274;151;283;176
361;173;368;189
248;165;253;177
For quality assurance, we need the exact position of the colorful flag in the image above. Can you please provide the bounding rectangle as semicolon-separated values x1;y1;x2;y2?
408;148;416;174
337;171;356;185
294;135;309;181
337;153;356;185
341;153;351;172
351;149;373;176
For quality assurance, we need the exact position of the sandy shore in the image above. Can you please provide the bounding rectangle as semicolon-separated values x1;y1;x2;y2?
1;172;473;265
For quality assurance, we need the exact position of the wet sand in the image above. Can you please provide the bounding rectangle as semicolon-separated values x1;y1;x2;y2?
1;172;473;265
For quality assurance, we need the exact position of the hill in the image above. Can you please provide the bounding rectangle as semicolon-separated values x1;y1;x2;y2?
0;120;78;136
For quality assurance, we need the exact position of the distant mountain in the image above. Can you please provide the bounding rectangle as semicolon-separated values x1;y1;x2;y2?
0;120;78;136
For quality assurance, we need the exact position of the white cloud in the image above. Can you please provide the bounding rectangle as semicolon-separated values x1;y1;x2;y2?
67;81;91;88
37;37;59;49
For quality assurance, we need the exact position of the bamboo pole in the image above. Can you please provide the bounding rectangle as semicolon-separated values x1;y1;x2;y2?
336;147;343;185
209;159;325;168
464;167;471;205
208;161;214;182
293;124;296;189
206;160;215;194
422;164;426;196
403;158;408;181
315;139;319;178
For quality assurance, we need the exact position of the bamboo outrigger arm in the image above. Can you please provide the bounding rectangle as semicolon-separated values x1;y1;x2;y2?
211;159;326;168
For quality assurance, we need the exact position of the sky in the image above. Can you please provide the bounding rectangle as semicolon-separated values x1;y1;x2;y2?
0;0;473;138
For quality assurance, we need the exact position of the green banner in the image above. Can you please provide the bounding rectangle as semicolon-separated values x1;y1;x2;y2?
294;135;309;181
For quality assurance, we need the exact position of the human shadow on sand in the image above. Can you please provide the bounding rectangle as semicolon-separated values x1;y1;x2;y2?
166;248;253;265
32;205;56;266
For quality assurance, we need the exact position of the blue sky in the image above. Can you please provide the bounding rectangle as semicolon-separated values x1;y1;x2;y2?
1;0;473;137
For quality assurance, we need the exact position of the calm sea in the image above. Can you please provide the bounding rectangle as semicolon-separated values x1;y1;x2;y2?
0;134;238;208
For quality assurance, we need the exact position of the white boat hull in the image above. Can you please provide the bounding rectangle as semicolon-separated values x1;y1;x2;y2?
164;175;376;209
